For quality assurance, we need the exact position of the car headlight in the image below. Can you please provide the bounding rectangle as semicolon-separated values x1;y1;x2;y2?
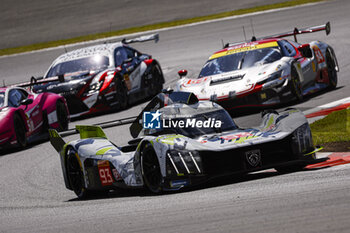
166;150;202;176
258;70;283;85
291;123;314;155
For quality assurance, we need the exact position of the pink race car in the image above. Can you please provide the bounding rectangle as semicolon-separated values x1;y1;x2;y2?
0;86;69;149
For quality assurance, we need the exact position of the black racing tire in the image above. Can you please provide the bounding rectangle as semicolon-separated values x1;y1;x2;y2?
148;64;163;97
326;49;338;89
115;77;128;110
141;143;162;194
275;164;306;174
14;114;27;148
66;147;90;199
56;101;69;131
289;66;303;101
41;111;49;133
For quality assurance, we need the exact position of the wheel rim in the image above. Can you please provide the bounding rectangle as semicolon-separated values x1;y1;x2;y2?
141;147;162;192
291;71;303;100
67;152;84;196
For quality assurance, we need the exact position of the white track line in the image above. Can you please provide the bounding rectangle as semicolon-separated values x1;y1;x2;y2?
304;96;350;116
305;96;350;124
0;1;325;59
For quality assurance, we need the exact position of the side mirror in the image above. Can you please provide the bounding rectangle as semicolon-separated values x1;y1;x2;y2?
20;98;33;106
298;44;312;58
20;98;33;110
178;69;188;78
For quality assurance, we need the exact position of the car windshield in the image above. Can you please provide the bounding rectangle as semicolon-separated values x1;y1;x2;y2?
199;47;281;77
46;55;110;78
145;109;238;138
0;92;4;107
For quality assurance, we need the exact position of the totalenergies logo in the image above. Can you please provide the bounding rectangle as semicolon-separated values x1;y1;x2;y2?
181;77;209;88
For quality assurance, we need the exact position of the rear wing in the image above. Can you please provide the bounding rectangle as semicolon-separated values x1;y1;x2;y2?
48;116;137;152
7;75;64;89
257;21;331;43
49;129;66;153
223;22;331;48
49;126;107;153
122;33;159;44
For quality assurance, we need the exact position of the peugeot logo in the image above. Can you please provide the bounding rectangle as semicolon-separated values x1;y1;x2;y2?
245;150;261;167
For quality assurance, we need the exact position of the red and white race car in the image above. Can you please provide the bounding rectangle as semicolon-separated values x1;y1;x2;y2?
32;34;164;118
0;86;69;149
175;22;339;110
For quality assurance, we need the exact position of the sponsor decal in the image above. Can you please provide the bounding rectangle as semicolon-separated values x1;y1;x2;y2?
123;74;132;90
210;41;279;60
245;149;261;167
201;132;259;144
312;61;316;72
181;77;209;87
83;92;99;108
143;110;162;129
97;160;114;186
47;110;58;124
312;45;325;64
170;180;189;188
112;168;122;181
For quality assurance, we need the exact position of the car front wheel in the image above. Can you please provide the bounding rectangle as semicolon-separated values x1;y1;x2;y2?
115;77;128;110
56;100;69;131
289;66;303;101
66;147;89;199
149;64;163;96
326;49;338;89
14;114;27;148
141;143;162;193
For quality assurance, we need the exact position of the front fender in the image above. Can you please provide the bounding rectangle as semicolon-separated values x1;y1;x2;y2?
134;137;171;181
144;60;165;84
41;93;69;127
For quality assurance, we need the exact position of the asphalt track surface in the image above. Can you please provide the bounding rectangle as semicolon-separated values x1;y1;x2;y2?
0;0;289;49
1;0;350;232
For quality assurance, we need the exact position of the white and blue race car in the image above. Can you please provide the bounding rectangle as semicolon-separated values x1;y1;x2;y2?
49;91;326;199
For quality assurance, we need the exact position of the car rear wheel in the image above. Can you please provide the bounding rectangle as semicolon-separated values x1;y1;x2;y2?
66;147;89;199
290;66;303;101
14;114;27;148
56;101;69;131
141;143;162;193
149;64;163;96
326;49;337;89
115;77;128;110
